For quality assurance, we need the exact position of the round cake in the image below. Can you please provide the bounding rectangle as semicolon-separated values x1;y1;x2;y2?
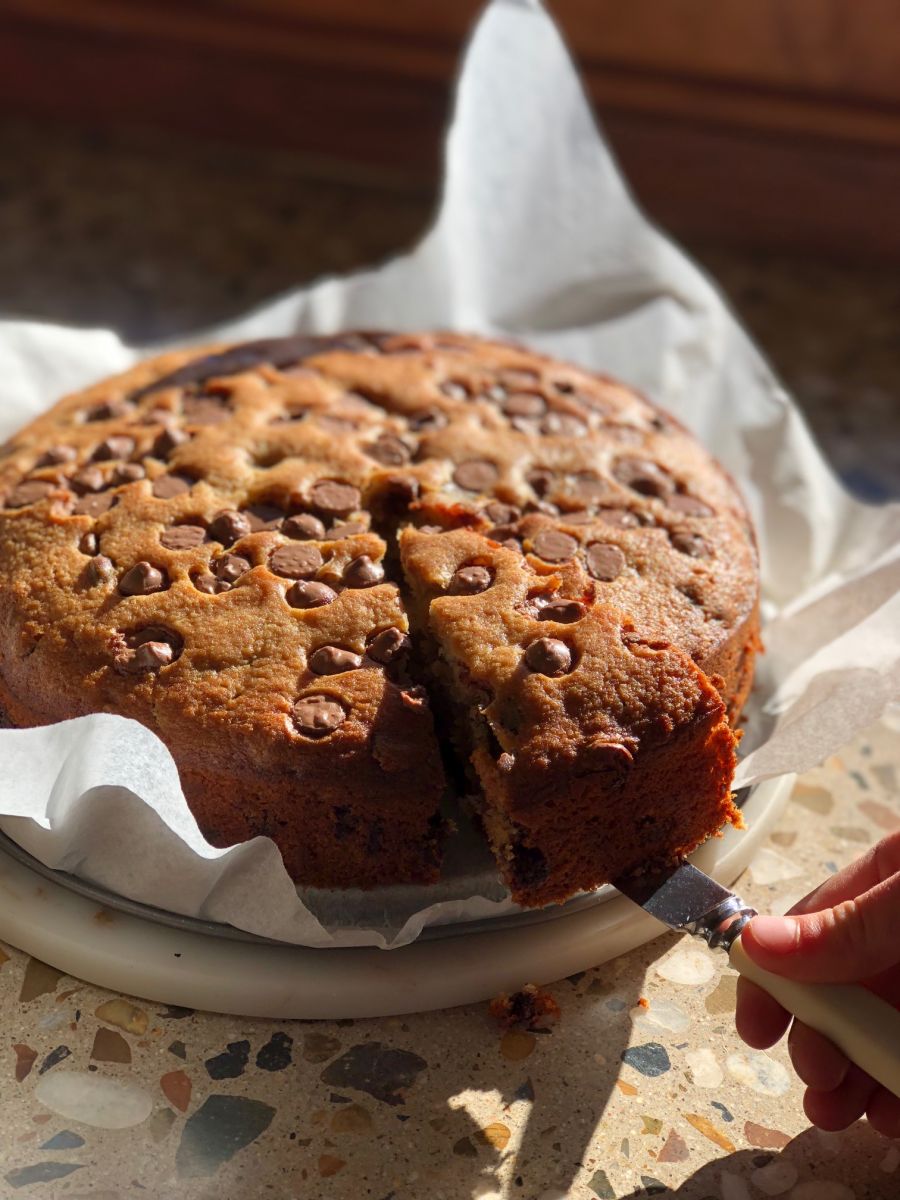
0;331;760;906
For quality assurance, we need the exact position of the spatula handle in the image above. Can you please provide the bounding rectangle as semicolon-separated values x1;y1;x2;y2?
730;932;900;1099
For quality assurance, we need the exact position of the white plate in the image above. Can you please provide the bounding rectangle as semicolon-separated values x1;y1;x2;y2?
0;775;793;1017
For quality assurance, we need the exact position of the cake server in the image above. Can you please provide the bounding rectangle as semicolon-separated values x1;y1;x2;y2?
614;859;900;1099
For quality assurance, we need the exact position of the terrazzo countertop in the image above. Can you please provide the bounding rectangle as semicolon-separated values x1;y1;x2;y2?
1;717;898;1200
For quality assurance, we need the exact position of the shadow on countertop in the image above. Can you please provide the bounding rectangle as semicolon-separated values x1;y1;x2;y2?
618;1121;897;1199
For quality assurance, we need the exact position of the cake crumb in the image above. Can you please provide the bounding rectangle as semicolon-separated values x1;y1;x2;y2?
489;984;560;1031
637;996;649;1010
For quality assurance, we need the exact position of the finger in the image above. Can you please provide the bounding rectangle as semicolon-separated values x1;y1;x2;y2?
787;831;900;916
742;868;900;983
803;1064;879;1132
866;1086;900;1139
863;962;900;1004
735;976;791;1049
787;1021;849;1092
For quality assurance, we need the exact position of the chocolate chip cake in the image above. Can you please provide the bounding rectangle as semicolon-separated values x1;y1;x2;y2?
0;332;760;907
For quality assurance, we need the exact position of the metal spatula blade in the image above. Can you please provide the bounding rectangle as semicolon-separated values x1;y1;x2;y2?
614;859;900;1100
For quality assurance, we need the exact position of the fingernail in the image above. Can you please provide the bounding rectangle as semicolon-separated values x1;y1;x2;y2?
749;916;798;954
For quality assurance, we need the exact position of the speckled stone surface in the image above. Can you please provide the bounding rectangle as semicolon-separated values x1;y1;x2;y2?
1;719;898;1199
0;116;898;1198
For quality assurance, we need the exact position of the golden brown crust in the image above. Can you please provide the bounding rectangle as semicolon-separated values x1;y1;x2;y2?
0;330;759;902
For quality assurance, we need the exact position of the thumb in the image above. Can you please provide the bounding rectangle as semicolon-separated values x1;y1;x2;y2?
742;873;900;984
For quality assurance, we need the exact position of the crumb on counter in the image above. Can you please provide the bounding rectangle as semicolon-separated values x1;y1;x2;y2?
489;983;561;1031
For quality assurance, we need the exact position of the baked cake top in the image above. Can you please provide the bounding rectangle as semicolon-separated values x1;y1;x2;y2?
0;330;758;902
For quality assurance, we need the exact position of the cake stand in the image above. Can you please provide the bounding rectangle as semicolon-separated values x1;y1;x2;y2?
0;775;792;1018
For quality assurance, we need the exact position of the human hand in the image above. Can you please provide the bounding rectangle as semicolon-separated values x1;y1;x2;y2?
735;830;900;1136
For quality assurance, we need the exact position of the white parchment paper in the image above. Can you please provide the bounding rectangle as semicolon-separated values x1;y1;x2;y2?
1;0;898;949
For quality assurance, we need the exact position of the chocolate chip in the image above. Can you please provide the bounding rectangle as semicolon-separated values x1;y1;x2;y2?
6;480;54;508
160;524;206;550
528;499;560;516
286;580;337;609
152;425;191;458
526;468;554;497
532;530;578;563
453;460;499;492
212;554;251;584
282;512;326;540
308;480;361;516
378;475;419;515
73;493;117;517
585;543;626;581
667;493;713;517
38;445;77;467
449;565;492;595
209;510;251;545
86;399;130;422
269;543;323;579
119;561;167;596
542;413;587;436
366;626;410;665
511;844;554;892
112;462;146;485
569;472;607;503
115;625;181;672
563;510;594;525
366;435;411;466
439;381;468;401
538;599;585;623
86;555;115;586
343;555;384;588
242;504;284;532
328;520;368;539
125;641;174;673
79;532;98;555
193;572;231;594
70;466;106;494
409;406;448;431
502;392;546;418
132;625;181;650
670;530;709;557
152;474;192;499
293;694;347;737
589;741;635;771
309;646;363;675
484;501;520;525
92;436;135;462
597;507;640;529
500;537;523;553
524;637;572;676
613;457;674;497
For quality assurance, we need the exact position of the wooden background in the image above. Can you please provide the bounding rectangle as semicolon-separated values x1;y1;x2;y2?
1;0;899;258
